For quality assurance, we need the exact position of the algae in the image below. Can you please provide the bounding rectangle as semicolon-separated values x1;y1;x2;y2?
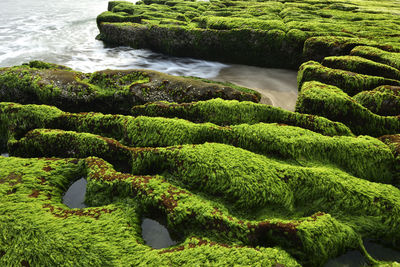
0;62;259;114
97;0;400;68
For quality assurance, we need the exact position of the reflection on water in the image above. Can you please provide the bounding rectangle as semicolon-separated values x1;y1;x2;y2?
62;178;87;209
0;0;298;111
325;240;400;267
141;218;178;249
213;64;298;111
1;153;9;157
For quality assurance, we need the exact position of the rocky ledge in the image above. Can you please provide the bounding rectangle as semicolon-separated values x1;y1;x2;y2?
296;46;400;137
96;0;400;69
0;61;259;114
0;98;399;265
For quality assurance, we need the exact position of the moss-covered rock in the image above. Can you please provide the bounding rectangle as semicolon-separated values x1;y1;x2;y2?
322;56;400;81
130;98;354;136
296;81;400;137
297;61;400;96
0;92;399;265
96;0;400;68
0;62;259;114
296;50;400;137
0;156;301;266
302;36;380;63
2;142;400;265
353;86;400;116
2;102;396;183
379;134;400;185
351;46;400;70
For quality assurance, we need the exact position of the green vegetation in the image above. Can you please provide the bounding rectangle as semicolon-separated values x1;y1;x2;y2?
351;46;400;70
0;62;259;114
131;98;353;136
322;56;400;81
297;61;400;96
0;99;398;265
97;0;400;68
1;0;400;265
296;81;400;137
2;102;396;183
0;156;301;266
353;86;400;116
296;50;400;137
2;135;400;265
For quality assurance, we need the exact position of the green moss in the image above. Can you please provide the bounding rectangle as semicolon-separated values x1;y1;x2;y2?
351;46;400;70
184;76;261;98
130;98;353;136
303;36;380;62
322;56;400;81
296;81;400;137
23;60;72;70
97;0;400;68
353;86;400;116
5;104;395;184
0;63;259;114
379;134;400;185
3;145;400;265
1;156;304;266
297;61;400;96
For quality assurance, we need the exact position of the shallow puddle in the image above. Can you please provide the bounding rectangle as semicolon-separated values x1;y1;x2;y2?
141;218;178;249
325;240;400;266
62;178;87;209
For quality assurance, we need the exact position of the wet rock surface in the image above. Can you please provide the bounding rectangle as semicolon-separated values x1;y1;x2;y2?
97;0;400;68
0;62;260;114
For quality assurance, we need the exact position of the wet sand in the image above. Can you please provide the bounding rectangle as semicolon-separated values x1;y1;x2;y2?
213;64;298;111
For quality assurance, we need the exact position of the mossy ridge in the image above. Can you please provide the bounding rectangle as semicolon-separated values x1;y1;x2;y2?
130;98;354;136
379;134;400;185
9;129;399;226
297;61;400;97
5;144;400;265
353;86;400;117
97;0;400;68
0;157;299;266
2;102;395;183
85;156;362;266
296;81;400;137
86;146;400;265
322;56;400;81
0;62;259;114
295;51;400;136
302;36;381;63
351;46;400;71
